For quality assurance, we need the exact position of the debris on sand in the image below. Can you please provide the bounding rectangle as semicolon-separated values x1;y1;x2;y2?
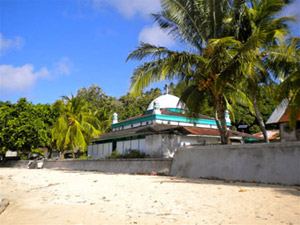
0;198;9;215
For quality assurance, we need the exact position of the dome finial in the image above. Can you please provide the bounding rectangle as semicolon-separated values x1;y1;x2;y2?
112;112;118;124
164;84;169;95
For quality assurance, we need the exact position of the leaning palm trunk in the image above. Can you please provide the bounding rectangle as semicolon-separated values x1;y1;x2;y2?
252;95;269;143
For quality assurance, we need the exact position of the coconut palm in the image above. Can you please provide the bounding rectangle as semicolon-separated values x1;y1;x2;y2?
235;0;297;142
52;95;102;159
268;37;300;127
127;0;248;144
127;0;295;144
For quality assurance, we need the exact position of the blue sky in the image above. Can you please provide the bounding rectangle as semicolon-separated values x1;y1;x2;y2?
0;0;299;104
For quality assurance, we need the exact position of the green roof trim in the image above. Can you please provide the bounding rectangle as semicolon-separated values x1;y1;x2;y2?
166;108;187;113
112;113;231;128
144;110;153;115
96;132;147;141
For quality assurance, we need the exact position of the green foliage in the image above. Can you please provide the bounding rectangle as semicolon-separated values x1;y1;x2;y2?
0;98;58;154
20;155;28;160
117;88;162;121
77;154;92;160
126;0;295;143
106;150;121;159
268;37;300;127
77;85;162;127
31;148;45;156
52;95;102;158
0;84;164;157
77;85;115;132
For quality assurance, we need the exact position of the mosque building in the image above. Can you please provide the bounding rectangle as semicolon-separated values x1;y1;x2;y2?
88;93;261;159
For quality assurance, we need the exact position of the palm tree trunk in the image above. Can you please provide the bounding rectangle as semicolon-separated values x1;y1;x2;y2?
252;95;269;143
214;95;230;144
60;150;65;159
213;106;223;143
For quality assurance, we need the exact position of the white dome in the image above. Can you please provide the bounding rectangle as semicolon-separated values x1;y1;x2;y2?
147;94;186;110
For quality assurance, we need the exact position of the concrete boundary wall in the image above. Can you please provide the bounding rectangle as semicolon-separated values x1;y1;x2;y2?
0;160;30;168
170;142;300;185
43;159;172;175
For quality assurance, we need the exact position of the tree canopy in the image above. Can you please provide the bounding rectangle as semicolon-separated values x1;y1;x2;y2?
127;0;297;144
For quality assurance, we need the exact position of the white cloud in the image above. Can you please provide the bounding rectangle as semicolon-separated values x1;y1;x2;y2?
138;24;175;47
0;64;49;91
280;0;300;17
0;57;74;92
52;57;74;76
0;33;24;55
92;0;161;19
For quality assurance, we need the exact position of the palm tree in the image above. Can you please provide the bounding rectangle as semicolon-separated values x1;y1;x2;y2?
127;0;254;144
235;0;297;142
268;37;300;127
52;95;102;159
127;0;295;144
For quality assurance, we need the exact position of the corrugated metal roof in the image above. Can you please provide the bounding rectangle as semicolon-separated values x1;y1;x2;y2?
266;99;289;124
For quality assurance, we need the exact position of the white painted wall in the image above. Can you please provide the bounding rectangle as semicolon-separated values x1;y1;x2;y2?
139;139;146;153
178;122;191;126
181;136;220;146
195;124;210;128
115;139;147;155
145;134;182;158
131;139;139;150
88;134;221;159
171;142;300;185
116;141;124;154
88;143;112;159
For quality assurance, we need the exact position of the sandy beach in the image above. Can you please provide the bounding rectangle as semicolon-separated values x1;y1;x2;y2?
0;168;299;225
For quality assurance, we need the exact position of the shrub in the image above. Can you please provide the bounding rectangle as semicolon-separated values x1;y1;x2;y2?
77;155;92;160
106;149;149;159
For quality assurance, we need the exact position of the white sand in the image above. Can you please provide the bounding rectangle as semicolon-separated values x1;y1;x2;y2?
0;168;299;225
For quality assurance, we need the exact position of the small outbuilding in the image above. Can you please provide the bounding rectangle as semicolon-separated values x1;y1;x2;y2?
266;99;300;142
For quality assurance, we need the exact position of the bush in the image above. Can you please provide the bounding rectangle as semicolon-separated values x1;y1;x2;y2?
106;150;121;159
106;149;149;159
77;155;92;160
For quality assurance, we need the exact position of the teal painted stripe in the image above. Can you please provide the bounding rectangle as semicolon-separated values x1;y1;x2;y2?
112;113;231;128
244;137;260;142
166;108;187;113
155;114;231;126
112;115;155;128
155;114;215;125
